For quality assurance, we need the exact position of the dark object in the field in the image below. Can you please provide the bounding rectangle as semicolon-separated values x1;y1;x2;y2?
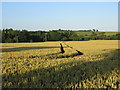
60;43;65;53
76;50;83;55
116;81;119;89
106;85;112;89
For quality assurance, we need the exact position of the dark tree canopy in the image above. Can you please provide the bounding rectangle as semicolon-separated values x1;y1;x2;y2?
1;28;120;43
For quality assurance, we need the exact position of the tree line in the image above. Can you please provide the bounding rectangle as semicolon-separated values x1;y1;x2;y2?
0;28;120;43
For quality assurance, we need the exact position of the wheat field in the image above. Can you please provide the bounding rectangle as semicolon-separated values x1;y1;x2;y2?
1;40;120;88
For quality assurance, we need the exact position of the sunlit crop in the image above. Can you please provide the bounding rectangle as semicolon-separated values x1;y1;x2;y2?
1;40;120;88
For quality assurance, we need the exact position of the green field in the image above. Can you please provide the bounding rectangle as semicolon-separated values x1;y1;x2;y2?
75;31;118;36
2;40;120;88
104;32;119;36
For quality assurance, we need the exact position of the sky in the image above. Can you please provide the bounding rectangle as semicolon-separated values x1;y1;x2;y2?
1;0;119;2
2;2;118;31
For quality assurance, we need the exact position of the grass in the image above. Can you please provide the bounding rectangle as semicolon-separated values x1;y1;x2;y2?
1;40;120;88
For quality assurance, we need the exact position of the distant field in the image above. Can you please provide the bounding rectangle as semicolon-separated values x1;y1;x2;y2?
2;40;120;88
75;31;118;36
104;32;118;36
75;31;92;36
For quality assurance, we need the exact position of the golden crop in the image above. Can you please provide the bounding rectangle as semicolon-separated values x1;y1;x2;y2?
1;40;120;88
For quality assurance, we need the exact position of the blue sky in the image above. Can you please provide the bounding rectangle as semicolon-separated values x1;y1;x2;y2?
2;2;118;31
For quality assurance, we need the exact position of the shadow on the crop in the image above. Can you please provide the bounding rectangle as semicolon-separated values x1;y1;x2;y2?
42;49;83;59
55;52;83;59
1;46;61;52
2;49;120;88
27;51;83;59
7;50;82;60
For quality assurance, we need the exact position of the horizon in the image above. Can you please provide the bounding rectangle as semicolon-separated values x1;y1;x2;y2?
1;28;118;32
2;2;118;31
